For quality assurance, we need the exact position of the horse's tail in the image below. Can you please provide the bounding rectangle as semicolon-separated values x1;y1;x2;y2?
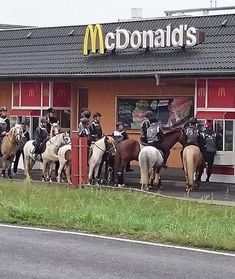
183;148;196;187
139;149;149;187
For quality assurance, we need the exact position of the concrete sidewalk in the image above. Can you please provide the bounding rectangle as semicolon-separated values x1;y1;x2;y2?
11;167;235;203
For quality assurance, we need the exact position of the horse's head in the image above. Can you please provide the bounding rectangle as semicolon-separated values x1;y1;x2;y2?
11;124;23;143
104;136;116;155
51;122;60;136
62;131;71;145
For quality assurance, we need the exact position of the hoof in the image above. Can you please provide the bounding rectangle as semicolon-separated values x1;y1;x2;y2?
117;184;125;188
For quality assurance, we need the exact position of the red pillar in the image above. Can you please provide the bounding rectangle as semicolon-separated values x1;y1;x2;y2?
71;134;88;186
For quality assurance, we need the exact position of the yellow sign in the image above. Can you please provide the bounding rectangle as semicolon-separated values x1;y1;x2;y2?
83;24;105;56
218;87;226;97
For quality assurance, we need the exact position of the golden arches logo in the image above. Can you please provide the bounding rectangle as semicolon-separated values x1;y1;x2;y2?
218;87;226;97
29;89;34;97
83;24;105;56
198;88;205;97
58;89;65;97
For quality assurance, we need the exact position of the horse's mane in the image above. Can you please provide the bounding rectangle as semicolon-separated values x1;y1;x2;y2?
164;128;182;136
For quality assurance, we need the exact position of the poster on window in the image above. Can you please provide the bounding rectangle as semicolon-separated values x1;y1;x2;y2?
117;97;194;129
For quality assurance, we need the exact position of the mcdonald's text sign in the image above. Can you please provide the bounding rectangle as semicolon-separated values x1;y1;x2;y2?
83;24;204;56
21;82;41;106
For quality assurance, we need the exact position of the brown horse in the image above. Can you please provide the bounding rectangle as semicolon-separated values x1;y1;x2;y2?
1;124;23;178
115;129;185;186
183;145;203;193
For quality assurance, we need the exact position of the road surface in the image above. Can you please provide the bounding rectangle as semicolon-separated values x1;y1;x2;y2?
0;224;234;279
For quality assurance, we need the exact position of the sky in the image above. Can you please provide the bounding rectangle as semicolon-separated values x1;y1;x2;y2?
0;0;235;27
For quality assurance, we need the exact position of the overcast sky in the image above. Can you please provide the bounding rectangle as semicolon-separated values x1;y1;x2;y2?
1;0;235;27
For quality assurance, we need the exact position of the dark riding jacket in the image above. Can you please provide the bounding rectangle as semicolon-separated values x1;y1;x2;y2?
90;120;103;141
46;116;58;134
0;116;10;132
140;118;150;143
35;126;48;146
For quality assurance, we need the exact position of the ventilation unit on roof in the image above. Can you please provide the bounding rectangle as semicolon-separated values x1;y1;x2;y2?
164;5;235;16
131;8;143;19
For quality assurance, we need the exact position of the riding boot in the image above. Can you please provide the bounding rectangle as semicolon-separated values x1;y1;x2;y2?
117;172;124;186
125;161;133;172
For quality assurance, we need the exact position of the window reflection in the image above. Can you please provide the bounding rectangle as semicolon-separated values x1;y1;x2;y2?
225;121;233;151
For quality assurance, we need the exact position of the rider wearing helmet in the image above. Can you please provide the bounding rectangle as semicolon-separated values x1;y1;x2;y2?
140;111;154;144
90;112;103;142
0;106;10;132
78;117;91;141
32;117;49;161
181;116;206;168
46;107;58;134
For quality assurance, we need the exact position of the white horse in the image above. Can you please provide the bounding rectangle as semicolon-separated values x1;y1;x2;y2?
23;131;70;181
88;136;115;185
138;146;164;191
57;143;72;184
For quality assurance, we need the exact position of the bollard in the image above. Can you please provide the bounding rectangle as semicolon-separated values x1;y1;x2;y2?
71;136;88;186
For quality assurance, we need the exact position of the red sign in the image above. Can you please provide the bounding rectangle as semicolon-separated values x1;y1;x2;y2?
43;82;49;106
13;82;20;106
53;82;71;107
208;79;235;108
21;82;41;106
196;79;206;108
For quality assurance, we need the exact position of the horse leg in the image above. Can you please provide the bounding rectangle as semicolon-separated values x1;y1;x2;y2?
57;161;65;183
154;167;162;190
65;163;72;184
7;156;14;179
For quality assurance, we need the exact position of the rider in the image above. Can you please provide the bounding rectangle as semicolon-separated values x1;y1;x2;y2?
202;121;218;182
113;122;133;172
140;111;153;144
90;112;103;142
0;106;10;132
145;117;167;168
78;117;91;144
46;107;58;134
32;117;49;162
181;117;206;168
13;121;30;175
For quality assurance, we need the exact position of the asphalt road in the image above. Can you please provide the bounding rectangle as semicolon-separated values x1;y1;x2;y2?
0;225;235;279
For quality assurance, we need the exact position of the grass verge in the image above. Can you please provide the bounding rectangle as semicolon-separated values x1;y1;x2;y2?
0;180;234;251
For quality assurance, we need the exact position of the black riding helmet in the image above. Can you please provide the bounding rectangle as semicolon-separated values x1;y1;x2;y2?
93;112;102;118
81;110;91;119
189;117;198;124
145;111;154;119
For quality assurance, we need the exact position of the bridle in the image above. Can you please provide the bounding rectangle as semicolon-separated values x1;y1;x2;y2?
6;127;23;144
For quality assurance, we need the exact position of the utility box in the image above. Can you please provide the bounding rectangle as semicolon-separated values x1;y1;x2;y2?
71;134;88;186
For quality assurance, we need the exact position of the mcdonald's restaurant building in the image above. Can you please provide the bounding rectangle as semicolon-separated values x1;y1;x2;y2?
0;13;234;183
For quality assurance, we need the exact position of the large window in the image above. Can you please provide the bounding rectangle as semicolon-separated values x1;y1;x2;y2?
117;96;194;129
215;120;234;151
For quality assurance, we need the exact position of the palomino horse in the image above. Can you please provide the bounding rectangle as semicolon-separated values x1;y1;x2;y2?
183;145;203;193
115;129;185;186
1;124;23;178
23;131;70;181
88;136;116;185
138;146;163;190
57;143;72;184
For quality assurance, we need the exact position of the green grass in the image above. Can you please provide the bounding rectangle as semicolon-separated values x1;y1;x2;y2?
0;180;234;251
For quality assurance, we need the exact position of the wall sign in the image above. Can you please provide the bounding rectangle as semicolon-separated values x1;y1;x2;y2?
83;24;204;55
117;96;193;129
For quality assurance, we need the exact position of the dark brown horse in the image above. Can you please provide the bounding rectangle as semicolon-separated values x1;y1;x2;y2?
115;129;185;186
